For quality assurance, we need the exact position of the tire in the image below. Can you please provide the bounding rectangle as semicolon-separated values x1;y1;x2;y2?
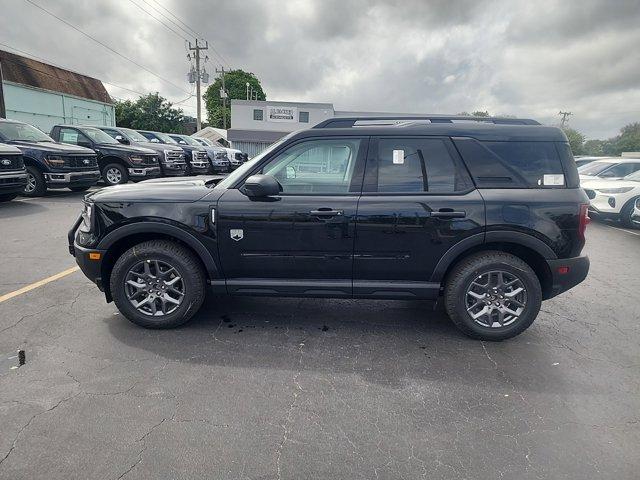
110;240;206;328
444;251;542;341
69;186;91;192
620;197;640;229
23;165;46;197
102;163;129;186
0;193;18;202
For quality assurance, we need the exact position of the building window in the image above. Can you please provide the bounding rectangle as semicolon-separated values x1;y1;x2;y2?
253;109;263;121
299;111;309;123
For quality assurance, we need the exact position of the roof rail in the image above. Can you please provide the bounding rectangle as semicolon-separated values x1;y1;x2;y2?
313;116;541;128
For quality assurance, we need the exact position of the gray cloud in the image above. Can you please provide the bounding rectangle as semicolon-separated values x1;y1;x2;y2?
0;0;638;138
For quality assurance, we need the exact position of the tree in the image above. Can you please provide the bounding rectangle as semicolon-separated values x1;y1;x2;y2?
611;122;640;155
457;110;491;117
203;69;266;129
115;93;186;133
562;127;585;155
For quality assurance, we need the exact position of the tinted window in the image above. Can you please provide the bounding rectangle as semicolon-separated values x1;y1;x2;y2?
261;138;362;194
376;138;471;193
578;161;612;175
599;163;640;178
483;141;564;187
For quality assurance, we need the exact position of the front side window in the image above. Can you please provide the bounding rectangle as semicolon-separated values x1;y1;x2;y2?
253;109;263;121
376;138;471;193
59;127;85;145
261;138;362;194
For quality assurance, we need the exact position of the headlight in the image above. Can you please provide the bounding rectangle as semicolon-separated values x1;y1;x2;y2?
595;187;634;194
129;155;144;165
79;202;93;233
163;150;174;163
191;151;197;160
45;155;65;168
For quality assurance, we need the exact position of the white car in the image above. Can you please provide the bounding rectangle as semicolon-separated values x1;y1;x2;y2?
578;158;640;183
582;170;640;228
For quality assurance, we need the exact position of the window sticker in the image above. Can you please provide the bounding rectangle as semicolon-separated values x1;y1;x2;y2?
392;150;405;165
543;174;564;186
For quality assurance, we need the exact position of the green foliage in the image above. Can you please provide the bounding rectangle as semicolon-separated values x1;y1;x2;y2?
562;127;586;155
457;110;491;117
579;122;640;156
114;93;186;133
204;69;266;128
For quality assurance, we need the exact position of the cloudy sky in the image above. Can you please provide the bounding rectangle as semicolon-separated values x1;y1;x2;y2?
1;0;639;138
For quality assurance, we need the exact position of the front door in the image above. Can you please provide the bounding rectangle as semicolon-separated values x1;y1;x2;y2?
217;136;368;297
353;136;485;298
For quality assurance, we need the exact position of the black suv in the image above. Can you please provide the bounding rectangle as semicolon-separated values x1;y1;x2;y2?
0;143;27;201
0;119;99;196
50;125;161;186
137;130;210;176
69;116;590;340
95;126;188;177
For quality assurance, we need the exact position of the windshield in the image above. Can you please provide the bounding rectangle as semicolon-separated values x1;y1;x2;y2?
172;135;201;146
0;122;53;142
80;127;118;144
195;137;212;146
214;134;294;190
155;132;179;144
121;128;149;143
624;170;640;181
578;161;614;176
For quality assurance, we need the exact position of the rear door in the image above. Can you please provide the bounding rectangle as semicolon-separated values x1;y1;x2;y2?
216;136;367;297
353;136;485;298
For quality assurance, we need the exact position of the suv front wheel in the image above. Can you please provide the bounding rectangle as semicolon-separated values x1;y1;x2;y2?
444;251;542;341
110;240;206;328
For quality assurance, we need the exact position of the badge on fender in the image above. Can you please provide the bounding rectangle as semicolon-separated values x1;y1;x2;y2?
230;229;244;241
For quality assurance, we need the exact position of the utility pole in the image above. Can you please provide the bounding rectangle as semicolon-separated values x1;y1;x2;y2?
216;67;227;129
0;60;6;118
188;39;208;131
559;111;572;128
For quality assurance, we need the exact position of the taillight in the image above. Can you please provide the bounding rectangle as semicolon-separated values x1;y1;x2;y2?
578;203;590;241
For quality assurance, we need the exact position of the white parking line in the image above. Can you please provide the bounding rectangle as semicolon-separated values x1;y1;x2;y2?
603;224;640;237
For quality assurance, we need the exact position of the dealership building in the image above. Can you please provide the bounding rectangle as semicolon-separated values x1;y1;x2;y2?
228;99;410;157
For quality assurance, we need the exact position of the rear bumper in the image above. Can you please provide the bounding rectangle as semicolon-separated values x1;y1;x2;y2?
0;171;28;193
545;255;590;299
45;170;101;187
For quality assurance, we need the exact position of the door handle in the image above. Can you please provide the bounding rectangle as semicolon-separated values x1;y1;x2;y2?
310;208;344;217
431;209;466;218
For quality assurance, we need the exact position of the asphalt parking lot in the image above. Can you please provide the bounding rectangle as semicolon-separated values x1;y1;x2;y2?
0;191;639;480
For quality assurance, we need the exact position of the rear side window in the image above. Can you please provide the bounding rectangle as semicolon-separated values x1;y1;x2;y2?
454;138;566;188
375;138;472;193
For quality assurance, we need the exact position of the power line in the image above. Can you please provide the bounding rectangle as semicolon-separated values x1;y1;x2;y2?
139;0;197;40
23;0;191;94
128;0;189;41
559;111;572;128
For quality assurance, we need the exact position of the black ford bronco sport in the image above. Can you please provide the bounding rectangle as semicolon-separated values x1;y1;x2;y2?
69;116;590;340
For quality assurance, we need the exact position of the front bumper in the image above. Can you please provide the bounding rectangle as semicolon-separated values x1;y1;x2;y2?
0;171;28;193
545;256;590;299
128;166;161;178
45;170;101;188
68;216;105;292
160;162;187;176
585;190;627;215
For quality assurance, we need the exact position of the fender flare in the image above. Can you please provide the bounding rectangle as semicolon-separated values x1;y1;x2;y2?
97;221;220;279
429;230;557;283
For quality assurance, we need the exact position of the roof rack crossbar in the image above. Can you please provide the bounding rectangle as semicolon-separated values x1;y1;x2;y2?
313;116;541;128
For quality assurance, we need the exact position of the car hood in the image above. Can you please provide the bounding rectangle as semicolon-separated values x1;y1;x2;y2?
86;178;222;203
10;140;95;154
581;178;640;190
135;141;183;153
95;143;156;155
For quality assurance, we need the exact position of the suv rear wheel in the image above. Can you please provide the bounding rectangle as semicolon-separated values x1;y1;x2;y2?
444;251;542;341
103;163;129;186
110;240;206;328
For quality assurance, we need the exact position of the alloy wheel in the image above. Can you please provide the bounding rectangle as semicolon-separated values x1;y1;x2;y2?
25;173;36;193
124;259;185;316
465;270;527;328
106;167;123;184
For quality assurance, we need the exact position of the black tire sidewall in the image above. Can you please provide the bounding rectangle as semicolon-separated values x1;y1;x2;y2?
620;197;640;229
23;165;46;197
110;244;204;328
102;163;129;186
446;254;542;341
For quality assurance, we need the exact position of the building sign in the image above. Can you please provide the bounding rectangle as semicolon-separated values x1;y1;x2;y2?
266;106;297;123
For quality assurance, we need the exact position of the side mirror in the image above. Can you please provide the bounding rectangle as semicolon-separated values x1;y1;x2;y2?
115;135;129;145
243;174;282;197
150;138;160;143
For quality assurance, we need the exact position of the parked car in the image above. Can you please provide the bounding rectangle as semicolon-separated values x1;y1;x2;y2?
0;143;28;202
68;115;590;341
168;134;229;173
137;130;209;176
50;125;161;186
192;137;245;170
95;126;188;178
582;170;640;228
578;158;640;182
632;198;640;226
0;119;99;196
574;156;606;169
